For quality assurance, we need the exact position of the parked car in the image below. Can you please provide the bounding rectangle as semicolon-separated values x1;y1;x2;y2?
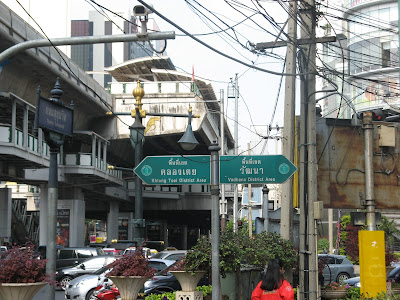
57;255;116;290
64;263;113;300
318;254;355;285
123;246;152;258
65;259;175;300
151;250;187;261
103;248;122;256
344;266;400;288
143;260;208;295
0;246;7;259
38;246;106;268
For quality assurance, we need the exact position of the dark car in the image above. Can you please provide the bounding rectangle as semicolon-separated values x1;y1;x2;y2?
143;261;208;295
56;247;105;269
37;246;106;269
56;255;115;290
344;266;400;287
318;254;355;285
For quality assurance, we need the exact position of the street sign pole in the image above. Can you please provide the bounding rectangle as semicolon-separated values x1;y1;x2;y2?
209;142;221;300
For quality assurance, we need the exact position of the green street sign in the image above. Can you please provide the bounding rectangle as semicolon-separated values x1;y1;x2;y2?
134;155;211;185
219;155;297;184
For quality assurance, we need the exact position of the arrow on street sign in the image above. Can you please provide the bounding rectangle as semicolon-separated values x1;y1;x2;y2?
134;155;211;185
219;155;297;184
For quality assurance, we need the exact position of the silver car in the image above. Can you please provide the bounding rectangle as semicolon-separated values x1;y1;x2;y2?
318;254;355;285
65;258;175;300
151;250;187;261
65;264;112;300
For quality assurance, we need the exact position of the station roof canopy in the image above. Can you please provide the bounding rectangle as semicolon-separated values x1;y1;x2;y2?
105;56;217;101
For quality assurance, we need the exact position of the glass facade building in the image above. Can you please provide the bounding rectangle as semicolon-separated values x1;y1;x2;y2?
320;0;399;118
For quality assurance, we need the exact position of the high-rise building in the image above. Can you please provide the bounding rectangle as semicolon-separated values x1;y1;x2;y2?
71;12;164;88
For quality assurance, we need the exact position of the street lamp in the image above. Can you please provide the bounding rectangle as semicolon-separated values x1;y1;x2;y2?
178;107;198;150
108;80;200;244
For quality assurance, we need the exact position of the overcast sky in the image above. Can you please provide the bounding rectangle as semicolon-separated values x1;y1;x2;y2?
3;0;296;154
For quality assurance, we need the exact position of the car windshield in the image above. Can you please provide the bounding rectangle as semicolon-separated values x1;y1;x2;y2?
151;252;168;259
155;261;178;276
93;264;112;275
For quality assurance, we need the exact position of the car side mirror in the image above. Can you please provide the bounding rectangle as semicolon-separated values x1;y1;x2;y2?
80;264;86;270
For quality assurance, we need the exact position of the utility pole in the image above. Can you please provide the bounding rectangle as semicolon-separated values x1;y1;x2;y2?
281;0;297;245
233;74;239;232
220;89;227;231
298;0;318;298
248;143;252;237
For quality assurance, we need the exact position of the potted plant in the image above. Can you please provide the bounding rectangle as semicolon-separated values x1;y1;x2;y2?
106;246;156;300
169;258;207;292
0;244;49;300
321;282;350;299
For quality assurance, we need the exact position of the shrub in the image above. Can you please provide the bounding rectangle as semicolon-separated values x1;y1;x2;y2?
145;291;175;300
318;238;329;252
0;244;48;283
107;246;156;277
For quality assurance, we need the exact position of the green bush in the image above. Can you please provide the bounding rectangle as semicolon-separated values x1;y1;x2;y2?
145;291;175;300
196;285;212;296
318;238;329;252
144;286;212;300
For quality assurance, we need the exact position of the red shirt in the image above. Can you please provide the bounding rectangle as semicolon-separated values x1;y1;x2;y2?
251;280;294;300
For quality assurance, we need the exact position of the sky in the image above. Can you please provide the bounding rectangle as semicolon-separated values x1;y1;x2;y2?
3;0;296;155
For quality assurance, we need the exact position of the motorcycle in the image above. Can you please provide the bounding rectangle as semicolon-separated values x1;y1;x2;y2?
90;279;120;300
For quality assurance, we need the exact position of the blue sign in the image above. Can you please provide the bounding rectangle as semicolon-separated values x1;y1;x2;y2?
36;96;73;136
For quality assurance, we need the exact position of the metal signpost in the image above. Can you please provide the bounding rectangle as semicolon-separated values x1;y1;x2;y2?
134;155;211;185
34;78;73;300
219;155;297;184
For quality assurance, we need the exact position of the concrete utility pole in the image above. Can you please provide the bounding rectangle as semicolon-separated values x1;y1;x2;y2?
300;0;318;298
280;0;298;244
233;74;239;232
262;185;270;232
248;143;253;237
220;89;227;231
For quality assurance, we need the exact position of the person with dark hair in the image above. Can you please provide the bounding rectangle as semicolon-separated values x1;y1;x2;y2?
251;259;294;300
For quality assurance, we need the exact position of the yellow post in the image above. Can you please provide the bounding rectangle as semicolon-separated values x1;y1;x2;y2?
359;230;386;297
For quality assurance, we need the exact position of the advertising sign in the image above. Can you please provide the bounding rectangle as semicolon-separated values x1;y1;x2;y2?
57;209;70;247
118;218;129;240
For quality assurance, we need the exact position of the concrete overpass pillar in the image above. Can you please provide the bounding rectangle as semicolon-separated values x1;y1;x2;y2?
68;188;85;247
107;201;119;242
0;188;12;241
39;185;48;246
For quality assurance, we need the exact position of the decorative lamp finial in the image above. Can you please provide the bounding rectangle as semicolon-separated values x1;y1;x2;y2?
132;80;144;111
